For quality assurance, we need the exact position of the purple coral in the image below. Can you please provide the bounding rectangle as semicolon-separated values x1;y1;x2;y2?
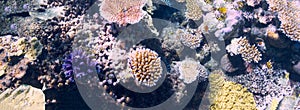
62;49;97;82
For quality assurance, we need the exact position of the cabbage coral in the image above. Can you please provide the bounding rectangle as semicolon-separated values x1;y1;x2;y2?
176;57;207;84
128;47;162;87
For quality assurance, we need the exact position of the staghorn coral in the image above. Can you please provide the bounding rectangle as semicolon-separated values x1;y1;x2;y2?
185;0;203;20
128;46;162;87
226;37;262;63
177;28;204;49
209;70;256;110
266;0;300;42
173;57;208;84
99;0;147;25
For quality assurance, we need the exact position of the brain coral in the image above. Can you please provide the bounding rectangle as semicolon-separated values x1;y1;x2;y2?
128;47;162;87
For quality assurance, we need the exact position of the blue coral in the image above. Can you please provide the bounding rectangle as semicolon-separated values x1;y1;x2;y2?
62;49;97;82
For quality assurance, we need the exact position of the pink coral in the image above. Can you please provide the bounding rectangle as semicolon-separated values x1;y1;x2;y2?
100;0;147;25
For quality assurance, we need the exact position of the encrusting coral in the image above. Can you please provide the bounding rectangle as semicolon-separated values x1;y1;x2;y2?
209;71;257;110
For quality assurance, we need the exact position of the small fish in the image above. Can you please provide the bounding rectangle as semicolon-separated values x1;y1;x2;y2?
160;0;172;6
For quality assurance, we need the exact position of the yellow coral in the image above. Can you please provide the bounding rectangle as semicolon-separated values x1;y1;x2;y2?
128;47;162;87
269;98;279;110
209;71;257;110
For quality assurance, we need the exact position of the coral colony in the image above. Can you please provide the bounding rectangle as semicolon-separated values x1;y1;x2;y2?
1;0;300;110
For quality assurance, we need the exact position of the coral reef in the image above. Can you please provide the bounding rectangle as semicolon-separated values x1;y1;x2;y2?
177;28;204;49
266;0;300;42
1;0;300;109
229;66;292;109
100;0;147;25
185;0;203;20
128;46;162;87
209;70;257;110
173;57;208;84
226;37;262;63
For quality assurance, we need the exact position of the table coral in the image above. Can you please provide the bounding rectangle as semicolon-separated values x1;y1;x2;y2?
99;0;147;25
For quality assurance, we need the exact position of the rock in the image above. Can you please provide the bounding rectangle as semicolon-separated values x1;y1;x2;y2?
0;85;45;110
293;61;300;75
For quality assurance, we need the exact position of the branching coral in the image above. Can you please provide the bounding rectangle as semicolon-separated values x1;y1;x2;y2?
177;28;204;49
229;66;293;109
128;47;162;87
185;0;203;20
266;0;300;42
62;48;97;83
99;0;147;25
226;37;262;63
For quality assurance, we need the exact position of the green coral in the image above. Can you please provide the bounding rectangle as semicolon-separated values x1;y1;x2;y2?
209;71;257;110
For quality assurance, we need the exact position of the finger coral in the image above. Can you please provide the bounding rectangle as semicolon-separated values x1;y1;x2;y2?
99;0;147;26
128;47;162;87
226;37;262;63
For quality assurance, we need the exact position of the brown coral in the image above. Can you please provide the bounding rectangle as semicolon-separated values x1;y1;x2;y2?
128;47;162;87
